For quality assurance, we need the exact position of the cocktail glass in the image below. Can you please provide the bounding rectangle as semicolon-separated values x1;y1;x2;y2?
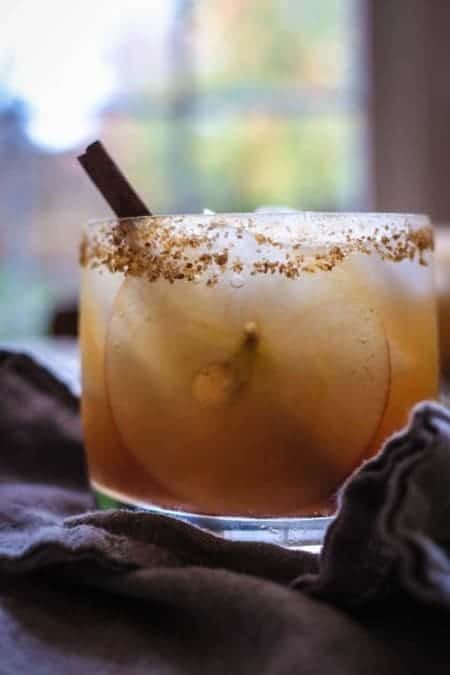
79;212;438;547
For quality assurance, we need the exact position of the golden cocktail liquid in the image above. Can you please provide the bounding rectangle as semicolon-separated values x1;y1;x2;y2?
80;213;438;543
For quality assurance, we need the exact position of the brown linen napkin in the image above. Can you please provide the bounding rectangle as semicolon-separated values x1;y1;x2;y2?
296;403;450;610
0;350;449;674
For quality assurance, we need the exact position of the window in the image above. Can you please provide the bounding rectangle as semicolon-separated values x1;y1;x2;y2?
0;0;369;337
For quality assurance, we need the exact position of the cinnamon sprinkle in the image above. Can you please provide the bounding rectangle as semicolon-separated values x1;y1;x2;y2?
80;215;434;285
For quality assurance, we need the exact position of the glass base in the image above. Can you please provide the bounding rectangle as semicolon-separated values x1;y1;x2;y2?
93;483;333;550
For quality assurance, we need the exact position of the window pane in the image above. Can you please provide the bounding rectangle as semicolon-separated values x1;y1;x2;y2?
190;112;366;212
194;0;358;91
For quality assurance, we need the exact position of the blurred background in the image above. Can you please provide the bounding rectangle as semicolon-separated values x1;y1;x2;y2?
0;0;449;341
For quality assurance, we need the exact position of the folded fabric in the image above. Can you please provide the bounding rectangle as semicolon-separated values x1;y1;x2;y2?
0;350;449;674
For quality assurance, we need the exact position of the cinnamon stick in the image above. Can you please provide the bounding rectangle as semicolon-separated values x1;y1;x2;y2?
78;141;152;218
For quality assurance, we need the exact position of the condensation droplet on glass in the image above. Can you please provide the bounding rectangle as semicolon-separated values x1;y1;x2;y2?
230;275;244;289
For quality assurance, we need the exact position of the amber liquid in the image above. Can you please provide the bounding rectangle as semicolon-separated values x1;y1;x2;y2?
80;243;438;517
435;229;450;374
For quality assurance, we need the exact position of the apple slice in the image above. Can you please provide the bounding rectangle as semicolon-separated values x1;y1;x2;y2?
343;253;438;453
105;259;390;514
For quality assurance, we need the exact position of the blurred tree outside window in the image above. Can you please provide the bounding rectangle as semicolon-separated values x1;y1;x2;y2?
0;0;369;338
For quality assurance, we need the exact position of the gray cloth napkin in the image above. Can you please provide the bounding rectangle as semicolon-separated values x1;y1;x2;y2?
0;350;449;674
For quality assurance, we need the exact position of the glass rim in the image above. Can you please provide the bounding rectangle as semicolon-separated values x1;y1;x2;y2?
81;211;433;282
86;210;430;232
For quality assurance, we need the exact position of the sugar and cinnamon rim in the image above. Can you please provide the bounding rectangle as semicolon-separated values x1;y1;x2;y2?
80;212;433;285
